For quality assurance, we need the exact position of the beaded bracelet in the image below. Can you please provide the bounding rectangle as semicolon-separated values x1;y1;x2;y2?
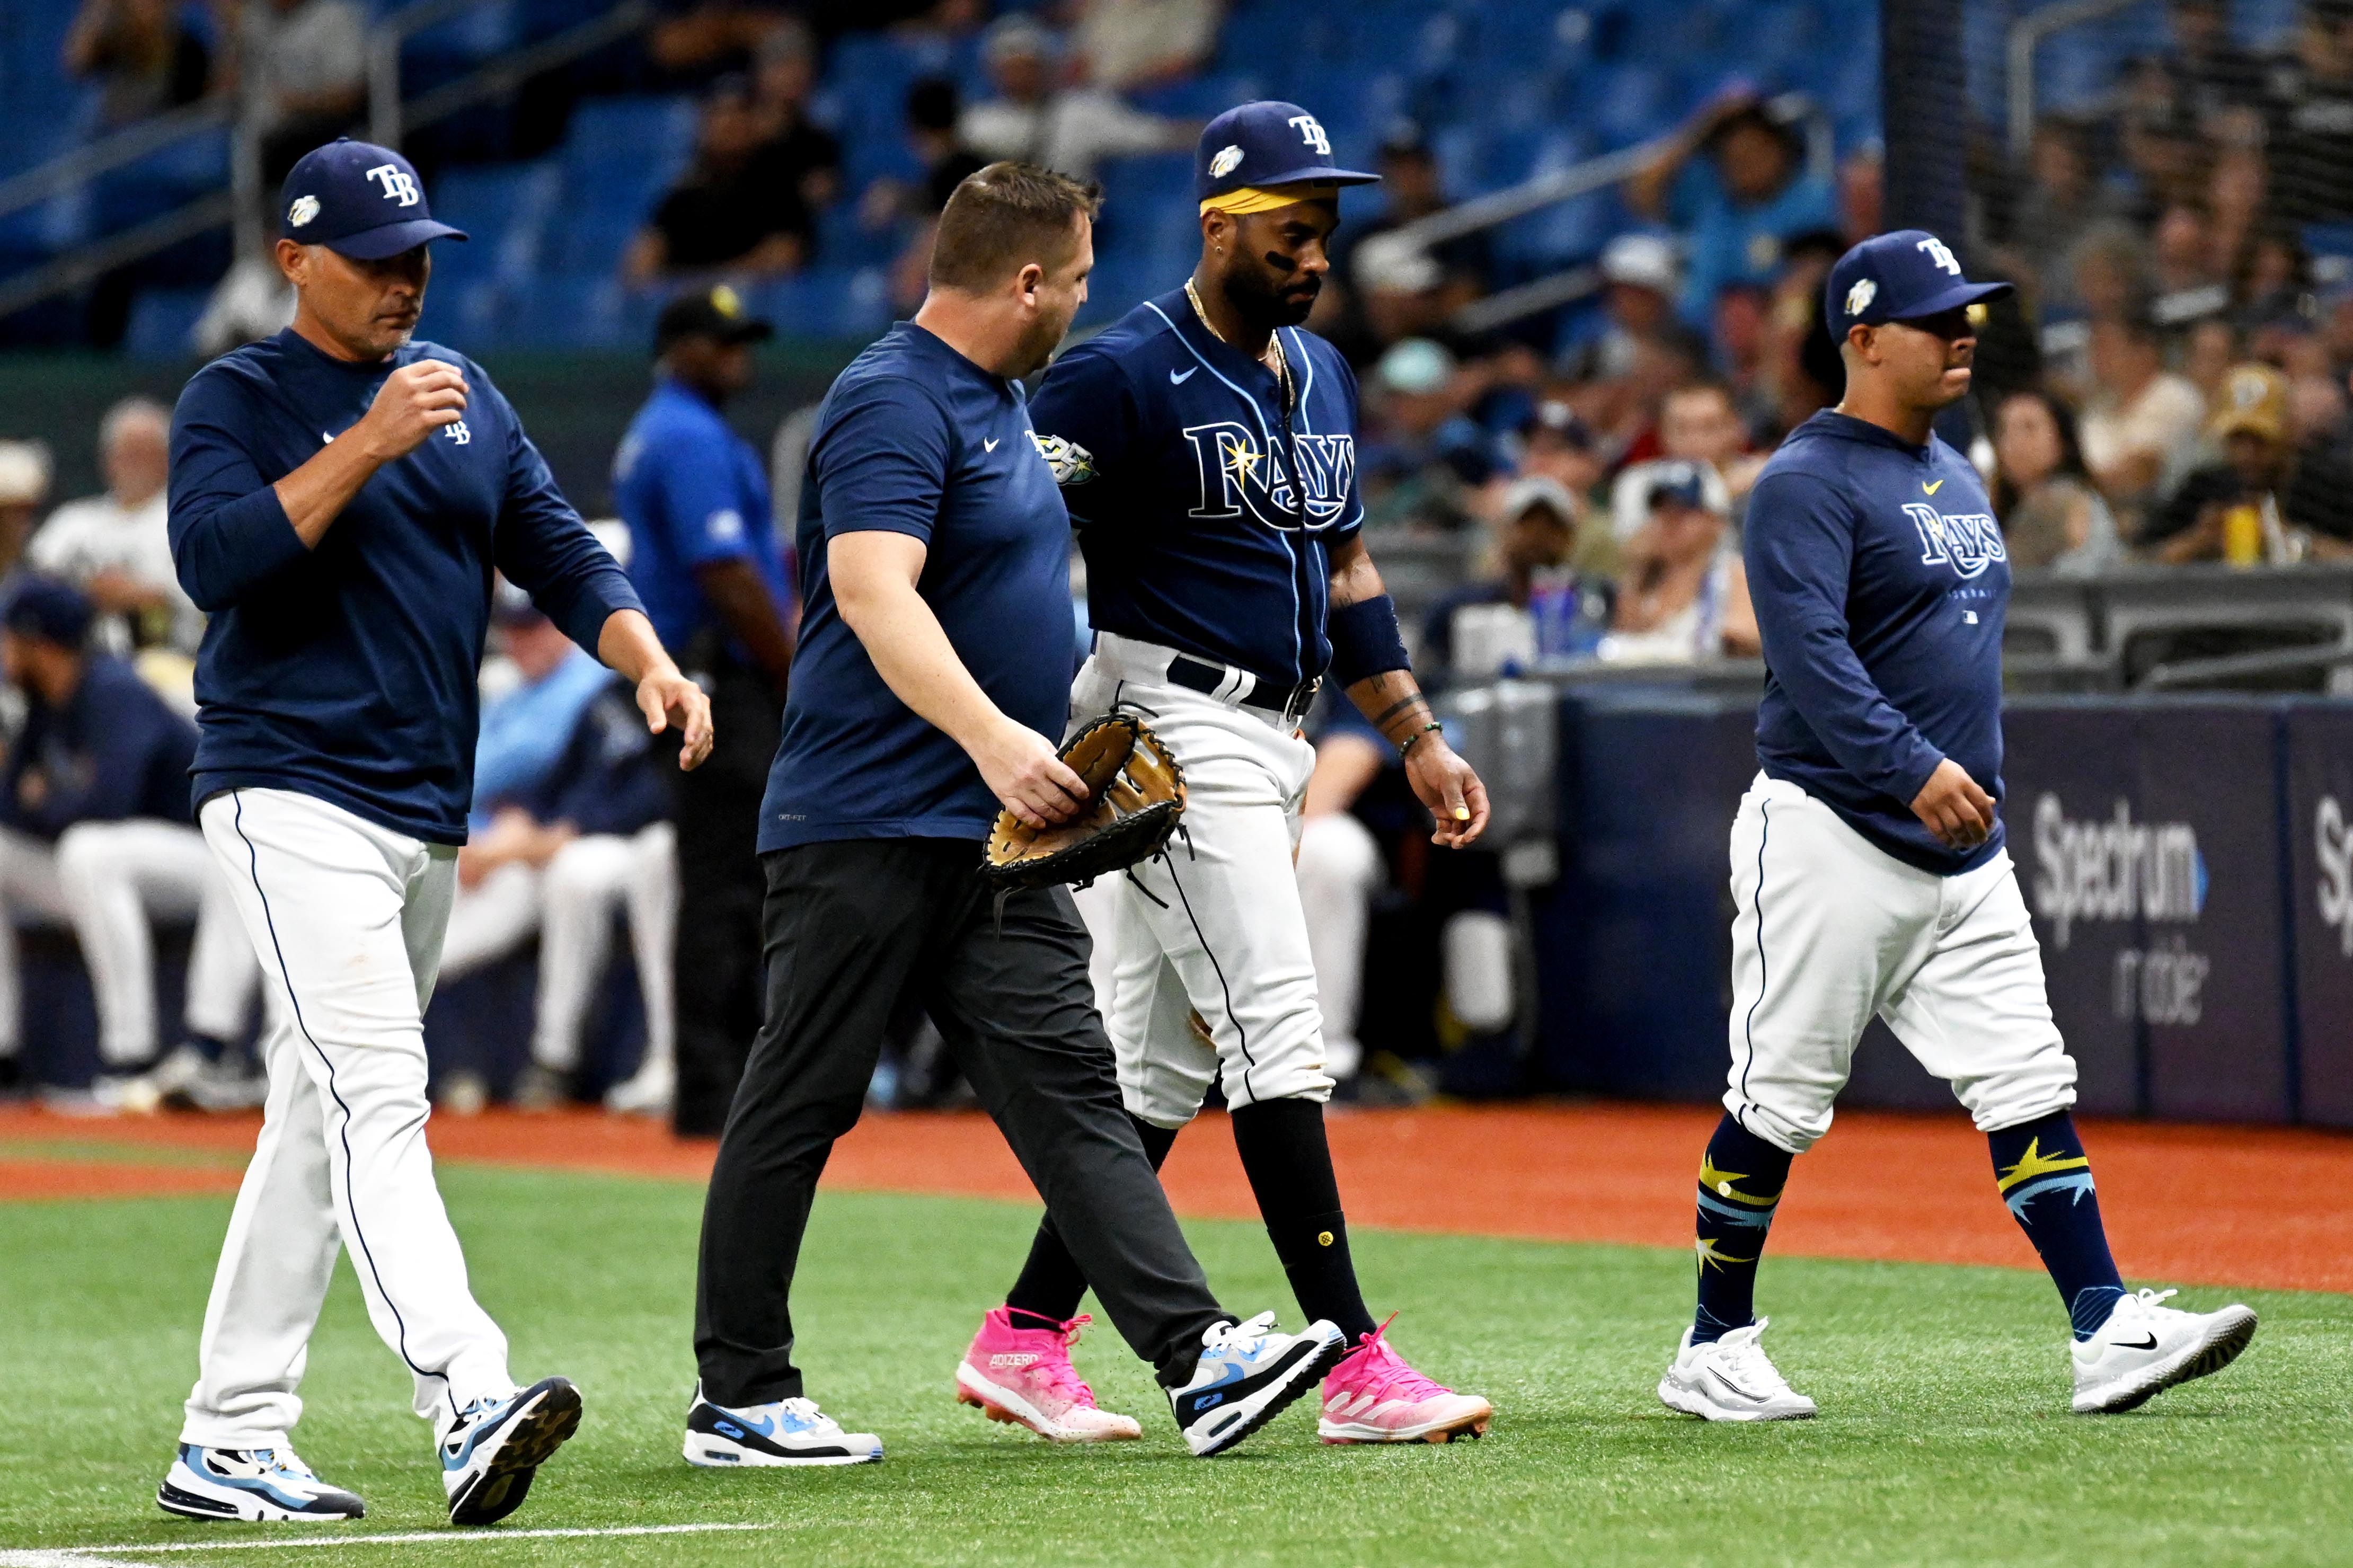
1398;721;1444;757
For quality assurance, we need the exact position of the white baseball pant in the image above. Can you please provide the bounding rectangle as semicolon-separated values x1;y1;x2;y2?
0;820;259;1066
181;788;512;1448
1724;772;2078;1155
1073;634;1333;1129
436;825;678;1077
1293;810;1381;1083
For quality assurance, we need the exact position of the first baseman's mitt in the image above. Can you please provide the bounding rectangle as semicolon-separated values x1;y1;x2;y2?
980;713;1186;891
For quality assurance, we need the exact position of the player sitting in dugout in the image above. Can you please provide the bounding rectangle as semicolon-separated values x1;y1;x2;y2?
428;588;677;1116
0;575;262;1102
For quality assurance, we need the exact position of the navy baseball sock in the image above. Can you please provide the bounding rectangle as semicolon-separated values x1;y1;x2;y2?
1987;1110;2126;1339
1230;1098;1379;1343
1005;1112;1181;1329
1691;1114;1793;1344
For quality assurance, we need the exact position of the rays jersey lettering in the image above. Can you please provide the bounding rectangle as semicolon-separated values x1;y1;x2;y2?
1903;503;2006;578
1028;287;1367;687
1181;421;1356;530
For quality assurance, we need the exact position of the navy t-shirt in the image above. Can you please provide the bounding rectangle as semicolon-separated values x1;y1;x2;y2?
760;322;1074;851
1029;288;1363;689
613;378;795;655
169;329;642;845
0;654;197;839
1747;410;2009;875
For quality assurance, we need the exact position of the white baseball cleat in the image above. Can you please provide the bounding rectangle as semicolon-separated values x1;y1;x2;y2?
1657;1318;1817;1422
156;1445;366;1522
2071;1288;2257;1414
683;1385;883;1466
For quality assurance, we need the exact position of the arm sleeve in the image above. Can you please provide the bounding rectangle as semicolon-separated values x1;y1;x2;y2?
483;376;644;654
1746;471;1946;802
166;368;311;612
1026;347;1138;529
811;377;953;542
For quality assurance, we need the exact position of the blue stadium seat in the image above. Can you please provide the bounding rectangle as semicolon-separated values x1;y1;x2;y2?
122;287;210;361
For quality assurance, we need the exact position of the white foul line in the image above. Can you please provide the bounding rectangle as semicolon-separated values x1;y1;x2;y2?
2;1522;775;1563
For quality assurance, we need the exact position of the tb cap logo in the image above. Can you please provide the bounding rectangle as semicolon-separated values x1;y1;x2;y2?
366;164;422;207
1288;114;1331;155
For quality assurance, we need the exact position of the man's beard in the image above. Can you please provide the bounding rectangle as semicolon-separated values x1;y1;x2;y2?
1223;268;1319;332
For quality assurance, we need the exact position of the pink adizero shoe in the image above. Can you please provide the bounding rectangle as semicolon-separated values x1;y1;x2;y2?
1316;1316;1493;1445
954;1308;1143;1442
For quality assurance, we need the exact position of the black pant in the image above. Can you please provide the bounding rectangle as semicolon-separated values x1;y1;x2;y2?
670;657;780;1137
692;838;1229;1405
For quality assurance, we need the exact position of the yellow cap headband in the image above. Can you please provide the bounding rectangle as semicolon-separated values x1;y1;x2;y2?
1200;182;1341;216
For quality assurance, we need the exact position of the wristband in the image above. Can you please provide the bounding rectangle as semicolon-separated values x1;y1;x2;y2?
1399;721;1443;757
1326;593;1411;686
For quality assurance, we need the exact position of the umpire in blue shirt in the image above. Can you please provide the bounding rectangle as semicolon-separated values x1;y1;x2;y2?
614;287;798;1135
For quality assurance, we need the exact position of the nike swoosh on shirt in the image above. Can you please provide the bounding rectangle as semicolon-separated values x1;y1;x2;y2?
1923;479;1944;494
1169;367;1198;385
984;437;1000;451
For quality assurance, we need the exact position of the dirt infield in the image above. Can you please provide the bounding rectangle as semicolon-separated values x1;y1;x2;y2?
1;1100;2343;1293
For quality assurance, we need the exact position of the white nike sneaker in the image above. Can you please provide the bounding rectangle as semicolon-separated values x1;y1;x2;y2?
683;1385;883;1466
605;1059;674;1117
439;1376;583;1526
1657;1319;1817;1422
156;1445;365;1521
2071;1288;2257;1414
1166;1312;1349;1457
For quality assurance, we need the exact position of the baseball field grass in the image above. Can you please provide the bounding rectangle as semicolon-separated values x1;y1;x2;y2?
3;1164;2348;1568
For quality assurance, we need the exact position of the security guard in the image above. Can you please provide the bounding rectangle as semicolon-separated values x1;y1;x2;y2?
614;287;797;1136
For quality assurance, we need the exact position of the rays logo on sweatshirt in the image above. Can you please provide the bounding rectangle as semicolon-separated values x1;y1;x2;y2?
1903;502;2006;579
1180;422;1356;532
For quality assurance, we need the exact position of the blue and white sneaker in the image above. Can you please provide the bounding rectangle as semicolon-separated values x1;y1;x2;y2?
683;1385;883;1467
1166;1313;1349;1457
156;1445;366;1522
440;1376;582;1526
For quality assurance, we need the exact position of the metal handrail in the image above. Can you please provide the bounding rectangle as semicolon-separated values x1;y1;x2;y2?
369;0;653;150
0;190;236;321
0;97;233;223
2005;0;2150;159
2138;639;2353;691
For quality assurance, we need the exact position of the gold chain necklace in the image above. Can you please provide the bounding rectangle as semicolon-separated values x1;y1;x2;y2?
1185;277;1290;404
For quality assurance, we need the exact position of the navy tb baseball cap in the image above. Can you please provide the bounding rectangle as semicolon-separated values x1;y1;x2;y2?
1825;229;2011;335
1195;101;1378;207
2;574;93;648
278;139;467;260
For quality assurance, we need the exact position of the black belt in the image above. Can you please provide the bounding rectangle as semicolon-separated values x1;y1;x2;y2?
1164;654;1319;717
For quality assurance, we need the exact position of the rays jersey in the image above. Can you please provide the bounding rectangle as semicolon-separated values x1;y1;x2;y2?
1029;287;1364;689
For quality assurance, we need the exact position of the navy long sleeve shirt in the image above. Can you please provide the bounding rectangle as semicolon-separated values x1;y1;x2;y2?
168;329;642;844
0;655;199;840
1747;410;2009;875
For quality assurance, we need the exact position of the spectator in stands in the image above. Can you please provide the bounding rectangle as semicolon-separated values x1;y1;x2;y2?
958;16;1191;179
1361;338;1500;532
1989;388;2125;575
647;1;800;84
626;75;816;286
251;0;368;187
193;214;298;359
2144;362;2353;562
2268;2;2353;226
749;21;843;216
1609;380;1759;542
435;601;679;1114
63;0;214;132
864;78;987;315
1627;93;1836;327
1516;401;1607;525
1998;119;2123;308
1557;233;1700;386
1337;121;1492;319
28;398;200;657
2160;0;2272;124
2151;201;2224;300
0;577;260;1103
2078;314;2205;524
1420;476;1606;686
1756;228;1846;440
0;441;53;577
1597;462;1758;663
1070;0;1225;92
2183;315;2242;404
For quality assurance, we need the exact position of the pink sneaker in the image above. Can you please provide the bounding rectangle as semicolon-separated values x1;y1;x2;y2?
954;1308;1142;1442
1317;1316;1493;1445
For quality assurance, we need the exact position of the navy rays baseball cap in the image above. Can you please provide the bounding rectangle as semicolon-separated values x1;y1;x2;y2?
3;574;93;648
1826;229;2011;335
1195;100;1378;207
278;139;467;260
